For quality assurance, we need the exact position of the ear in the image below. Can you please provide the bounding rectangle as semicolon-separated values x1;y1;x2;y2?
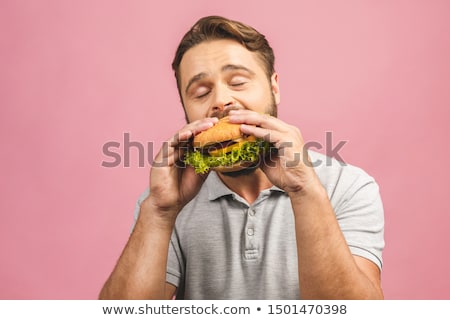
270;72;281;104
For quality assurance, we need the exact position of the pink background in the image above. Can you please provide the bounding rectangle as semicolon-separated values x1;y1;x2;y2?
1;1;449;299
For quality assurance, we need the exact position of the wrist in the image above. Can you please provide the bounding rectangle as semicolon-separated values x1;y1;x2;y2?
288;180;331;223
287;175;327;202
138;197;179;230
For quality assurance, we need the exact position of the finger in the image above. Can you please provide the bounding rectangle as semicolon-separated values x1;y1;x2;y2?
154;134;189;167
155;118;219;167
169;117;218;148
240;124;283;145
152;140;176;167
259;152;278;173
227;109;287;132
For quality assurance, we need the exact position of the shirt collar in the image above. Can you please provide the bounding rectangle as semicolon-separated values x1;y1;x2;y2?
206;171;285;201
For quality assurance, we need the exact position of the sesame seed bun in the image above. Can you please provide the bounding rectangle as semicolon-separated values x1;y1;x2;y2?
184;116;269;174
193;117;244;148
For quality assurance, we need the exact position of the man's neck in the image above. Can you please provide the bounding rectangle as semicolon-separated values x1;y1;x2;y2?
217;168;273;204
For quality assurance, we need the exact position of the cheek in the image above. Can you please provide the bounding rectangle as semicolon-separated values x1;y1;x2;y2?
240;85;272;110
184;104;207;122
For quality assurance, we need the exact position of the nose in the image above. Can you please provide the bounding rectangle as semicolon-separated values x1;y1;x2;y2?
209;86;237;118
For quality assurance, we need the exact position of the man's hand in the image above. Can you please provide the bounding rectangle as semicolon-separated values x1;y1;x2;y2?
99;117;218;300
228;110;319;194
228;109;383;299
143;117;219;221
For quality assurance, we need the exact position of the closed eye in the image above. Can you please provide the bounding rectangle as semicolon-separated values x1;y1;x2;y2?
229;74;249;88
193;86;211;99
196;90;210;99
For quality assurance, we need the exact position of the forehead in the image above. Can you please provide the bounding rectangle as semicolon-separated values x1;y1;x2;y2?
179;39;265;86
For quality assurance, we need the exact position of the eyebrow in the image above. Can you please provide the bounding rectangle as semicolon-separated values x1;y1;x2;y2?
185;72;208;95
221;64;255;75
184;64;255;95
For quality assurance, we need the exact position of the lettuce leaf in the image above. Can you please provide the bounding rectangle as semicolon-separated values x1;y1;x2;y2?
184;139;270;174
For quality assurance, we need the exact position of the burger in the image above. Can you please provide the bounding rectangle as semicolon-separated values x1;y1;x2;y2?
183;116;270;173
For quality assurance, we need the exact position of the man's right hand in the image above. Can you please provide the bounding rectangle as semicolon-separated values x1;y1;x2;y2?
141;117;219;224
99;118;218;300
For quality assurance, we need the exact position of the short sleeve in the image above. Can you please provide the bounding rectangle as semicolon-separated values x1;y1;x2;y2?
166;233;183;288
334;170;385;270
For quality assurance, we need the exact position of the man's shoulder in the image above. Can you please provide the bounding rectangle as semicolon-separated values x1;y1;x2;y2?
310;150;375;183
309;150;379;205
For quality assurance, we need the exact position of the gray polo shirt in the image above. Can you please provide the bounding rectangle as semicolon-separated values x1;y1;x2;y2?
133;151;384;299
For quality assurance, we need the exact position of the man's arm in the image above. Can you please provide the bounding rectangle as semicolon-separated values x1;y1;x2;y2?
229;110;383;299
99;200;177;299
99;118;218;299
289;181;383;299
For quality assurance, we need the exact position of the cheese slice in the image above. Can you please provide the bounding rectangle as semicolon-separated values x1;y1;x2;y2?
208;136;257;156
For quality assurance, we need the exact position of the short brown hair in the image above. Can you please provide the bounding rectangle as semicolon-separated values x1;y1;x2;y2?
172;16;275;96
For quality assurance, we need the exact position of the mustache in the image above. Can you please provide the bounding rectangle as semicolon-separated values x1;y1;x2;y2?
210;105;243;119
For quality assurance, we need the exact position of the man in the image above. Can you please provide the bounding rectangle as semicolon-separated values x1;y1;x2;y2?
99;16;384;299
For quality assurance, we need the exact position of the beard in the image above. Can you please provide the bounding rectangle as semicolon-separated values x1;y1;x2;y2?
266;92;278;117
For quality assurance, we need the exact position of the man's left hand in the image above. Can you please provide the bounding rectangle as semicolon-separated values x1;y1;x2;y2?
228;109;319;195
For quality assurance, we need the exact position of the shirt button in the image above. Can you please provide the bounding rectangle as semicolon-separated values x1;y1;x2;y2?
247;228;254;236
248;209;255;216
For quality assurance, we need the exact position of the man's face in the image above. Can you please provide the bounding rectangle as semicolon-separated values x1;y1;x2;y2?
178;39;280;122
